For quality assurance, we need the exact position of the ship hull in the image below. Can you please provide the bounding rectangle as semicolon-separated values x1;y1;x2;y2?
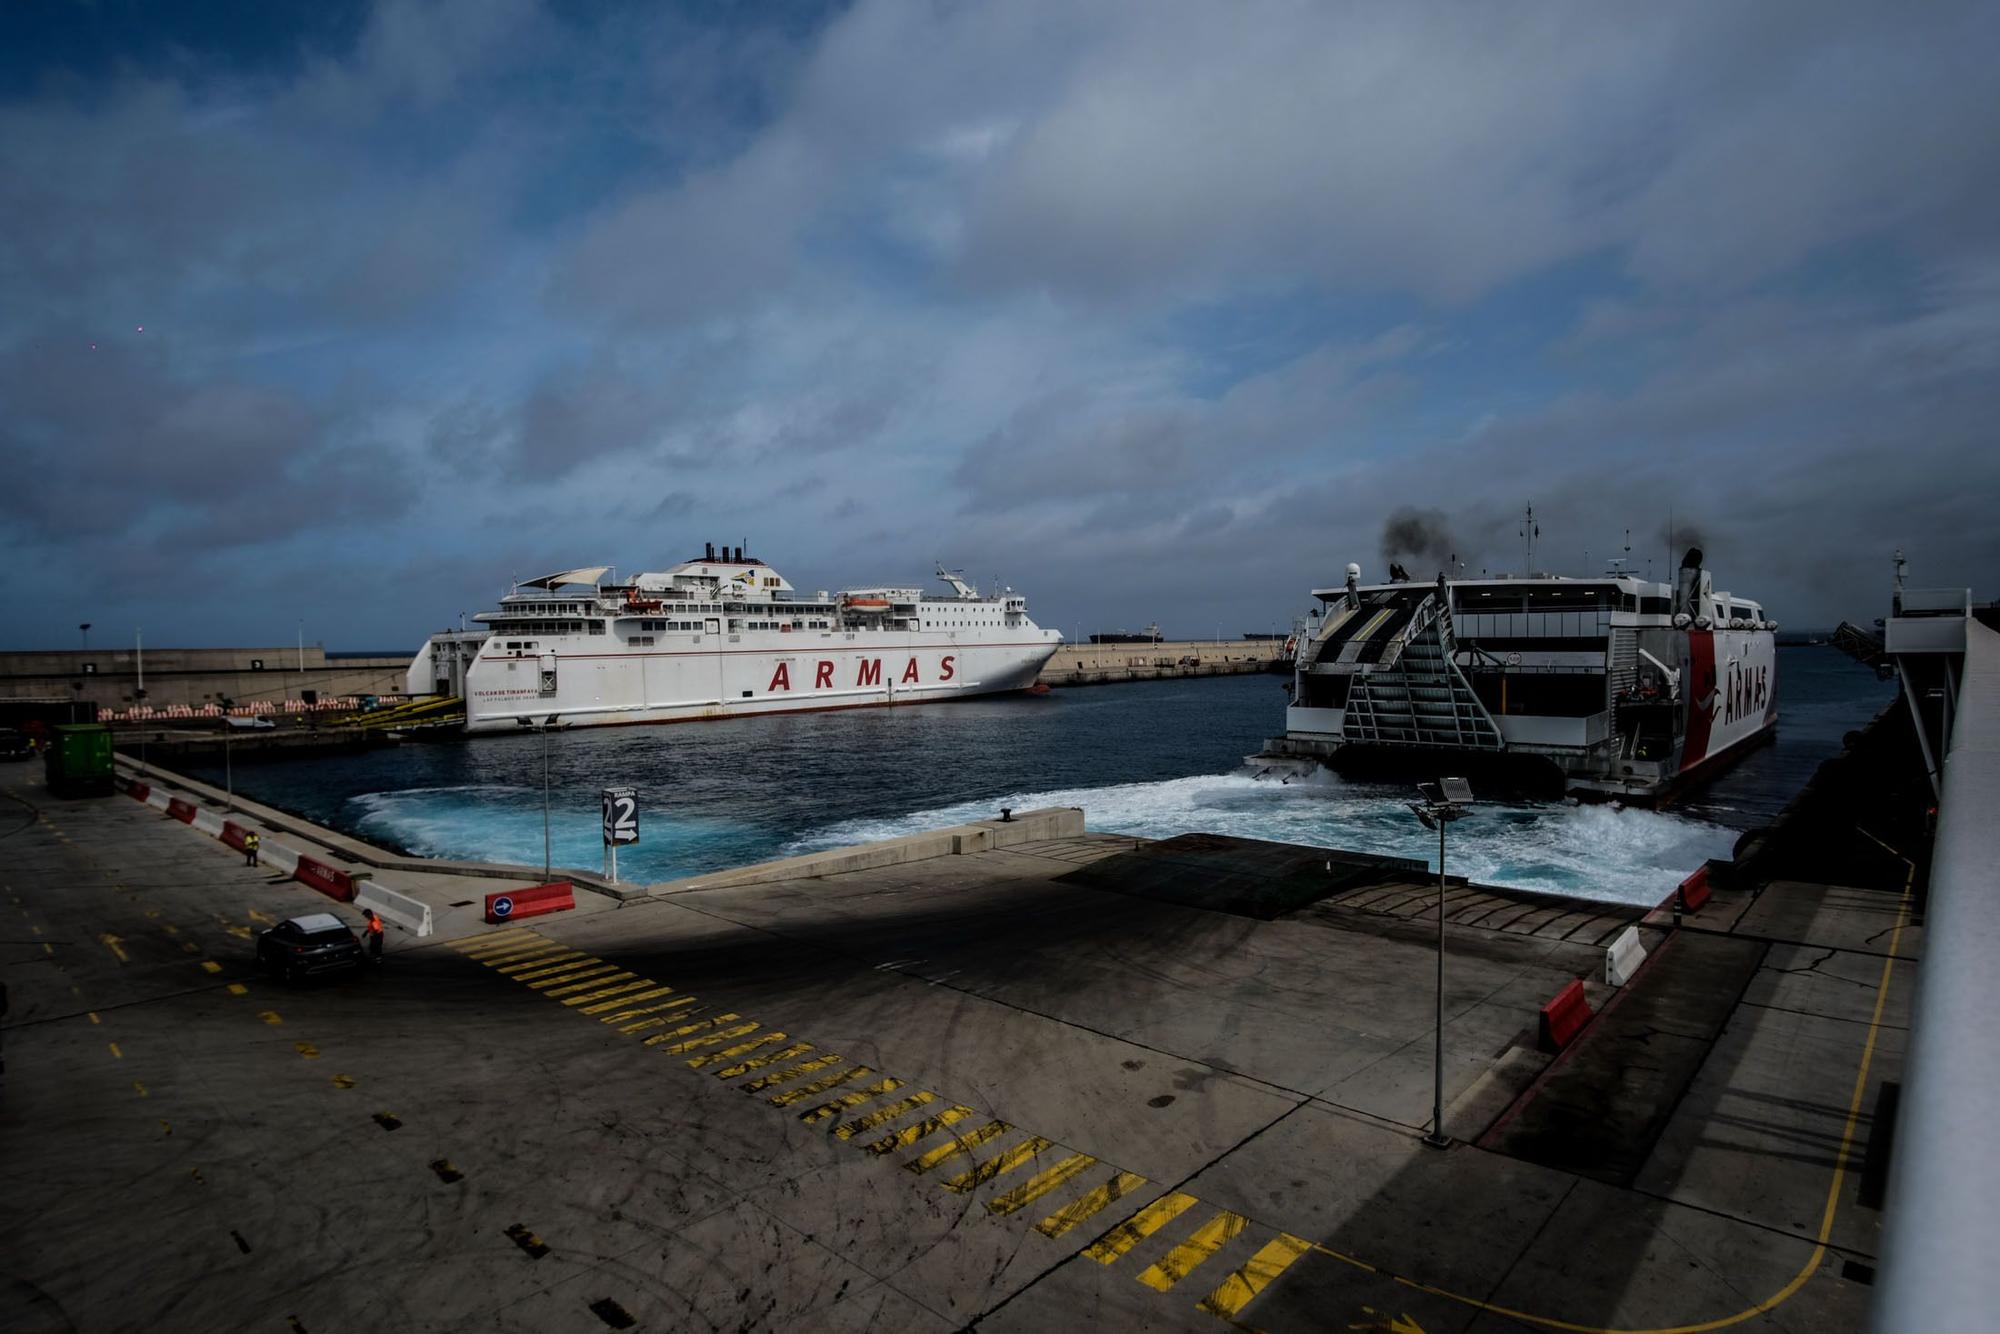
459;636;1058;733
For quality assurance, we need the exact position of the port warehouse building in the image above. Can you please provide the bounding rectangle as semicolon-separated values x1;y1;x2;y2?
0;647;410;713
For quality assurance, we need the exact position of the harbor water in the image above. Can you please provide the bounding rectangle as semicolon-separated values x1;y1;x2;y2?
182;647;1893;908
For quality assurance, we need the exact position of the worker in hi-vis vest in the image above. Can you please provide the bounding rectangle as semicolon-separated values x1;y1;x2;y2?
243;830;260;868
363;908;384;964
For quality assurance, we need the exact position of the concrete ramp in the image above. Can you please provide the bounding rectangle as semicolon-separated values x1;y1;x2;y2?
1057;832;1428;920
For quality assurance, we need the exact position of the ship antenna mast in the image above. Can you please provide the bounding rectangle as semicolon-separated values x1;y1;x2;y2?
1520;502;1539;576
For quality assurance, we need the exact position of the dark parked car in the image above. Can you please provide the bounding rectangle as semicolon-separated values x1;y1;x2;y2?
0;728;32;761
257;913;364;982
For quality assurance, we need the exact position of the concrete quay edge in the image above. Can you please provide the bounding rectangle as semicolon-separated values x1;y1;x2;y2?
648;805;1086;895
114;756;643;903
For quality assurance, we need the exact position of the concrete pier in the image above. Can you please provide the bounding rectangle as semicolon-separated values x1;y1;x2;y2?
0;717;1922;1332
1039;638;1284;687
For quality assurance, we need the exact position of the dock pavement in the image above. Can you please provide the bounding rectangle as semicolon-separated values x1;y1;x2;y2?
0;730;1918;1332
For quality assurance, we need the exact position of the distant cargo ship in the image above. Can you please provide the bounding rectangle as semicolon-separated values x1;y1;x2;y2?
1254;548;1777;801
411;545;1062;733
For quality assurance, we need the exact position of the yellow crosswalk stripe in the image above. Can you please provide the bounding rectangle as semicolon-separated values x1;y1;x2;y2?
544;971;638;997
1049;1182;1143;1241
650;1022;760;1057
768;1064;876;1107
609;997;700;1029
1195;1232;1313;1319
1079;1189;1194;1261
461;935;543;960
904;1120;1010;1175
560;978;653;1005
941;1135;1054;1194
477;940;562;965
833;1090;937;1141
504;956;588;988
986;1152;1098;1216
742;1055;845;1092
1134;1210;1248;1290
712;1042;815;1080
526;963;619;990
686;1030;790;1069
639;1013;738;1044
493;946;575;972
798;1077;904;1124
455;929;532;953
589;990;684;1018
864;1105;975;1156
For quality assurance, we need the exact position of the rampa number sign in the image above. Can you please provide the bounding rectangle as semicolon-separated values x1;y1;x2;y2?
601;787;640;846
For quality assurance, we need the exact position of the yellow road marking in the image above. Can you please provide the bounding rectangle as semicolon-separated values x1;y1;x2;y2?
741;1054;844;1093
905;1120;1011;1174
687;1030;790;1069
259;1010;283;1026
493;946;577;973
505;954;592;981
526;963;619;990
1197;1232;1314;1318
180;941;201;955
295;1042;319;1059
1301;836;1923;1334
455;929;533;954
472;936;560;956
560;979;653;1005
639;1013;739;1045
769;1064;876;1107
201;960;222;974
1135;1209;1247;1290
133;1081;148;1097
987;1152;1098;1216
714;1041;815;1080
88;1011;101;1025
42;943;52;956
653;1021;761;1057
29;924;39;935
1081;1191;1196;1263
227;983;248;996
99;933;128;963
332;1074;356;1089
163;923;179;936
865;1105;976;1156
941;1135;1054;1194
544;970;638;997
222;925;251;940
247;909;275;924
613;998;702;1031
476;943;563;968
108;1042;123;1059
834;1090;937;1140
581;986;676;1015
798;1077;904;1125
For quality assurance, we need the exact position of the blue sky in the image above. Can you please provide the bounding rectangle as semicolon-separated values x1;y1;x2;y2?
3;0;1996;649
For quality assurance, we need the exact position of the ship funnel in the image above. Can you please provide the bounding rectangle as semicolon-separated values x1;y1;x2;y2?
1676;548;1708;616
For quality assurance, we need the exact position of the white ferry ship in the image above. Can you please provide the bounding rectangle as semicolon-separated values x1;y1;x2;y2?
1254;548;1777;801
409;544;1062;733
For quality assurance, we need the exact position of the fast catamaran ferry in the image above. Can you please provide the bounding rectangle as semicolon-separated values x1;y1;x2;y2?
1253;547;1778;801
409;544;1062;733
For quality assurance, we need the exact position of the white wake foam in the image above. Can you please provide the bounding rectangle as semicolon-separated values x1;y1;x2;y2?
789;770;1736;907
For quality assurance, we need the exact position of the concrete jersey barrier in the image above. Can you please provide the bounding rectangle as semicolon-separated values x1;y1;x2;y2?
356;880;434;937
1605;926;1648;987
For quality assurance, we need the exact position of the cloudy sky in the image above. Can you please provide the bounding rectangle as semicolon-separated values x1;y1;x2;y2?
5;0;1996;649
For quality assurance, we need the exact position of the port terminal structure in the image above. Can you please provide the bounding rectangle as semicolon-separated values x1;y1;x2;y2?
1872;580;1997;1330
0;599;1956;1332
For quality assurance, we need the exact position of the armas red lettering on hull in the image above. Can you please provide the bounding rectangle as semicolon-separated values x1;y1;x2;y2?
761;656;959;693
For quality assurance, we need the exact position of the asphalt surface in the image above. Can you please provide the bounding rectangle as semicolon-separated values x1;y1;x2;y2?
0;763;1906;1332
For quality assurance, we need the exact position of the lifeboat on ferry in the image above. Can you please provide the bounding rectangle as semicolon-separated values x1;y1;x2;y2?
843;596;892;611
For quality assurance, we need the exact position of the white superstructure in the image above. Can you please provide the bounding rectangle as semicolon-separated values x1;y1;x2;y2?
408;545;1062;733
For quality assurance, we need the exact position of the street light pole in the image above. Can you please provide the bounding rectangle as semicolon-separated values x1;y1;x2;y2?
1408;777;1473;1150
542;723;552;881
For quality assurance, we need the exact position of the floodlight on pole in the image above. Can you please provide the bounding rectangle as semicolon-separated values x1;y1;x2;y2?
1407;777;1473;1150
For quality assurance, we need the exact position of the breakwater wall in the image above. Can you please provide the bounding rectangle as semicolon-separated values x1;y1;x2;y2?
0;645;408;712
1039;639;1284;687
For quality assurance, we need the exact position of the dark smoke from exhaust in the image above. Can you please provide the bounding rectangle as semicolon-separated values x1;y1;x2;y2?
1657;518;1711;562
1380;506;1459;575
